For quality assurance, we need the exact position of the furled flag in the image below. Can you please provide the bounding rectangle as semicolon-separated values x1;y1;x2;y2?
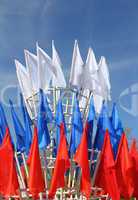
20;93;32;155
51;40;66;88
69;95;83;155
15;60;33;119
69;40;84;88
24;50;39;93
94;130;120;200
28;127;45;198
37;44;56;91
111;103;123;157
94;102;116;152
115;133;134;198
55;99;66;148
9;100;25;152
15;59;32;100
74;122;91;199
37;89;50;149
0;102;8;140
129;139;138;198
82;48;100;93
87;96;95;150
0;128;19;197
98;56;111;100
48;123;70;199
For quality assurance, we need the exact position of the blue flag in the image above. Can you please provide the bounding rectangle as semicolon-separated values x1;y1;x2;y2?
94;102;117;152
0;102;8;140
9;100;25;152
111;103;123;157
69;95;83;155
87;97;95;150
37;89;50;149
55;99;66;147
20;94;32;155
20;93;32;126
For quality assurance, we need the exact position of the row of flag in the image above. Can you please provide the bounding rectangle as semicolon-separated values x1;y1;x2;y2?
0;88;136;199
0;107;137;199
15;40;111;115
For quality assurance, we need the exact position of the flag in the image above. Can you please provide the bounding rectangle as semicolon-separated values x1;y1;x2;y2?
9;100;25;151
87;96;95;150
20;93;32;126
94;102;115;150
24;49;39;93
15;59;32;100
48;123;70;199
95;130;120;200
98;56;111;100
55;99;66;147
69;40;84;88
69;95;83;155
130;139;138;198
81;48;100;93
28;127;45;198
74;122;91;199
0;102;8;140
52;40;66;88
94;103;117;155
37;89;50;149
115;133;134;198
111;103;123;157
20;93;32;155
0;128;19;197
37;44;56;91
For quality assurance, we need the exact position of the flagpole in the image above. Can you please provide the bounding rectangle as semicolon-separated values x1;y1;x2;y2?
21;152;29;178
14;152;29;198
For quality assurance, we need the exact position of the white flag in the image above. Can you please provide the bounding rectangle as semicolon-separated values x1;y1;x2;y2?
69;40;84;88
93;94;104;114
37;45;56;91
52;40;66;88
82;48;101;94
98;56;111;100
15;59;32;99
24;50;39;93
15;60;33;118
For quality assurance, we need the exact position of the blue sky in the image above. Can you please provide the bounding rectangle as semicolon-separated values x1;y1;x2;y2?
0;0;138;139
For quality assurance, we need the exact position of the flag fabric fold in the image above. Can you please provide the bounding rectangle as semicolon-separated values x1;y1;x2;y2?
48;123;70;199
37;89;50;149
0;128;19;197
94;130;120;200
55;99;66;148
0;102;8;141
87;96;95;150
74;122;91;199
9;100;25;152
20;93;32;155
28;127;45;198
69;95;83;155
130;139;138;198
115;133;134;198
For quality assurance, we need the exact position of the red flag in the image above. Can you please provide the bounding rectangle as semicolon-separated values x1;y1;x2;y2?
28;127;45;198
48;123;70;199
74;122;91;199
94;130;120;200
115;133;134;198
0;127;19;197
130;139;138;198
